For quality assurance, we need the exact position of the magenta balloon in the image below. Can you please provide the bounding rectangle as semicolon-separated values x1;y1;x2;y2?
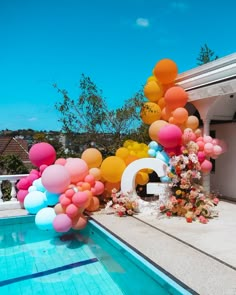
64;158;89;183
17;189;29;203
197;151;206;163
29;143;56;167
158;124;182;148
53;214;72;232
41;164;71;193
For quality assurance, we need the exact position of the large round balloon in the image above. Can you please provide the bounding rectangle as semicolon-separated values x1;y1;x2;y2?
35;207;56;231
53;213;72;232
172;107;188;124
185;115;199;130
29;142;56;167
81;148;103;169
100;156;126;183
153;59;178;84
148;120;168;142
164;86;188;110
144;81;163;102
158;124;182;148
41;164;71;194
64;158;89;183
24;191;47;214
140;102;162;125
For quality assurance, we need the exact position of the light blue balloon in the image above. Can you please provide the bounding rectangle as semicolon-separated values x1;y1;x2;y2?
28;185;37;192
35;208;56;231
156;150;170;164
24;191;47;214
148;148;156;157
33;178;46;192
160;176;171;183
148;141;162;151
45;191;60;206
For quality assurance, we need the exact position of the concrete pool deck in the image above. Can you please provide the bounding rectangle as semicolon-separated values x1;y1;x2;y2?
1;200;236;295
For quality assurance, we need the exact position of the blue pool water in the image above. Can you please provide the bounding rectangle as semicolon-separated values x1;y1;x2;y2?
0;216;193;295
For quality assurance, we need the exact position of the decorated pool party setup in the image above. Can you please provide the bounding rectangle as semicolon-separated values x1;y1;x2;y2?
1;57;236;295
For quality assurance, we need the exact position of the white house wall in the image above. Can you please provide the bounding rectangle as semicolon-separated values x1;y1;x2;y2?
210;122;236;200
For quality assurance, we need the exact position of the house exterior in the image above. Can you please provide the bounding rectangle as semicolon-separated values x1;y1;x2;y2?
176;53;236;201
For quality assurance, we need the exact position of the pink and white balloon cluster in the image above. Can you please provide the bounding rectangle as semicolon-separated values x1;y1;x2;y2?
17;142;104;233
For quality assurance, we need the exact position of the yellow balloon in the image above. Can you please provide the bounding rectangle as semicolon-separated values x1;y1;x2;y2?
116;147;129;159
144;81;163;102
140;102;162;125
100;156;126;183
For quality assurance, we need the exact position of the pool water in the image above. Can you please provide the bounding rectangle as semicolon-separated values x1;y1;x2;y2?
0;216;193;295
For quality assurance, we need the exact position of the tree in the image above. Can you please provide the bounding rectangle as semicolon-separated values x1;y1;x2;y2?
197;44;219;65
54;74;146;156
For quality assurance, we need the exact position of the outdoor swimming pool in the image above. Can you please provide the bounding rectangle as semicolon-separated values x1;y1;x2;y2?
0;215;193;294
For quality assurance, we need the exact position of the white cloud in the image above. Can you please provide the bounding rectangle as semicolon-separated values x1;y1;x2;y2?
135;18;150;27
28;117;38;122
170;1;188;12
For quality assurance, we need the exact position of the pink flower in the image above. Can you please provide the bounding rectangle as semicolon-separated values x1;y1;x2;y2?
213;197;219;205
199;215;208;224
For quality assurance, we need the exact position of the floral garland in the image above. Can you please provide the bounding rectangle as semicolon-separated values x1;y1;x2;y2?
105;189;139;217
160;141;219;223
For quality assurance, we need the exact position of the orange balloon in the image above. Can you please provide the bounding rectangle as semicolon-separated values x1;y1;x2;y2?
162;82;175;94
144;81;163;102
81;148;103;168
86;196;100;212
153;59;178;84
104;181;121;193
158;97;166;109
172;107;189;124
140;102;162;125
148;120;169;142
164;86;188;110
161;107;172;121
185;115;199;130
135;172;149;185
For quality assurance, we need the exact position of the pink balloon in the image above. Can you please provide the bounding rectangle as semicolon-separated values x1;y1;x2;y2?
203;135;212;143
72;215;88;230
201;159;212;173
53;214;72;232
29;142;56;167
84;174;95;186
197;151;206;163
41;164;71;193
158;124;182;148
213;145;222;156
60;196;72;207
72;192;88;207
197;140;205;151
66;204;79;218
204;142;213;154
64;158;89;183
17;190;29;203
17;178;31;190
93;181;105;196
55;158;67;165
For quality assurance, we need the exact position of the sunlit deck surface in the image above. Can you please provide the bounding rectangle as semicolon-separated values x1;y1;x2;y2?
1;200;236;295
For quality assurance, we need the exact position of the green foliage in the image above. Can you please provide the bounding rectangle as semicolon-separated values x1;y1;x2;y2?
54;74;146;155
197;44;219;65
0;154;29;175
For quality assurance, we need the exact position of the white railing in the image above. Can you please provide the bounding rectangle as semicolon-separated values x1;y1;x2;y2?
0;174;29;210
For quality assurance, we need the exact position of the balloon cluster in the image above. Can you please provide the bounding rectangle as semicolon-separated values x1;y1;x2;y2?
142;58;226;173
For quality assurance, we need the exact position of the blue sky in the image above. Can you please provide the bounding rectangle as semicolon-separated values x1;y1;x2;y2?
1;0;235;131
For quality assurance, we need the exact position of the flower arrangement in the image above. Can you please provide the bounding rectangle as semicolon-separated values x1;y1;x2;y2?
105;189;139;217
160;141;219;223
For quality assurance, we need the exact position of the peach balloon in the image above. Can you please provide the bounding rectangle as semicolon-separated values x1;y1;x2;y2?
153;59;178;84
164;86;188;110
72;215;88;230
89;168;102;180
81;148;103;169
185;116;199;130
158;97;166;109
148;120;169;142
64;158;89;183
54;203;66;215
161;107;172;121
172;107;188;124
104;181;121;193
140;102;162;125
86;196;100;212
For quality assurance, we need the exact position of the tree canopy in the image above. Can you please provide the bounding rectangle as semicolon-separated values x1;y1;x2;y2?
197;44;219;65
